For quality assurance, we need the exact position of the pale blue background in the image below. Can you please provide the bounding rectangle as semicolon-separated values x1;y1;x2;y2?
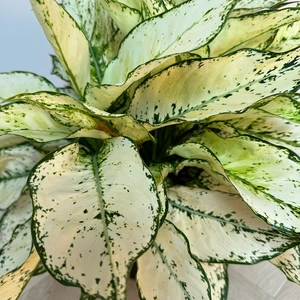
0;0;64;86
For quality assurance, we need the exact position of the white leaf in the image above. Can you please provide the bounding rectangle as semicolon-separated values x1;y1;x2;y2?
137;220;211;300
30;0;90;98
29;138;161;298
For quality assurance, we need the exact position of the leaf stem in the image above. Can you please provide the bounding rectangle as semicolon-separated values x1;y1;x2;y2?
89;44;102;85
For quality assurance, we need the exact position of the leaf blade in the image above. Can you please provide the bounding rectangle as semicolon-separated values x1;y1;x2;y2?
29;138;161;298
170;131;300;233
30;0;90;98
0;248;40;300
0;144;44;210
137;220;211;300
102;0;237;85
128;48;300;125
270;246;300;284
0;72;56;101
167;186;298;263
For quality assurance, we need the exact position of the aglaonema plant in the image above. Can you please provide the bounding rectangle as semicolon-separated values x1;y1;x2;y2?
1;0;300;299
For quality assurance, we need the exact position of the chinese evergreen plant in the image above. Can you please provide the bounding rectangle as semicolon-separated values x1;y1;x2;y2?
1;0;300;299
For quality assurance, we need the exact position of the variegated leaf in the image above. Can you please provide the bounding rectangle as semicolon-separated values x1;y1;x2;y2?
257;93;300;121
0;190;32;248
128;48;300;126
100;1;141;36
267;20;300;53
0;248;40;300
140;0;173;18
102;0;237;85
57;86;80;100
16;91;151;143
120;0;175;20
85;52;199;111
167;186;298;263
205;8;300;56
208;93;300;153
82;103;154;143
0;103;75;142
62;0;119;82
15;92;98;129
0;220;32;277
62;0;117;47
115;0;141;10
215;109;300;156
30;0;90;98
137;220;211;300
200;263;228;300
270;245;300;284
0;72;56;101
170;130;300;233
29;138;161;299
4;93;113;140
0;144;43;209
67;128;112;140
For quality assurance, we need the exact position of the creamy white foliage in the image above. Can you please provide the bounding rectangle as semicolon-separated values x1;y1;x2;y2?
129;48;300;125
102;0;237;84
29;138;160;299
170;130;300;233
206;8;300;56
167;186;298;263
235;0;285;9
0;190;32;249
0;103;75;142
137;221;211;300
31;0;91;98
0;144;43;209
99;0;141;35
85;52;199;111
15;91;152;143
1;0;300;298
200;263;228;300
0;249;40;300
0;220;32;277
0;72;56;101
270;246;300;284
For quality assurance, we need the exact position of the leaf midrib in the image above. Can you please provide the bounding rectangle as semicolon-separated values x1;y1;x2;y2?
92;153;119;297
169;199;279;235
153;241;191;299
149;49;299;124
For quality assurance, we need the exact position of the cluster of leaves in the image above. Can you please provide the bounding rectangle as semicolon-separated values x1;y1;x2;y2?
1;0;300;299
